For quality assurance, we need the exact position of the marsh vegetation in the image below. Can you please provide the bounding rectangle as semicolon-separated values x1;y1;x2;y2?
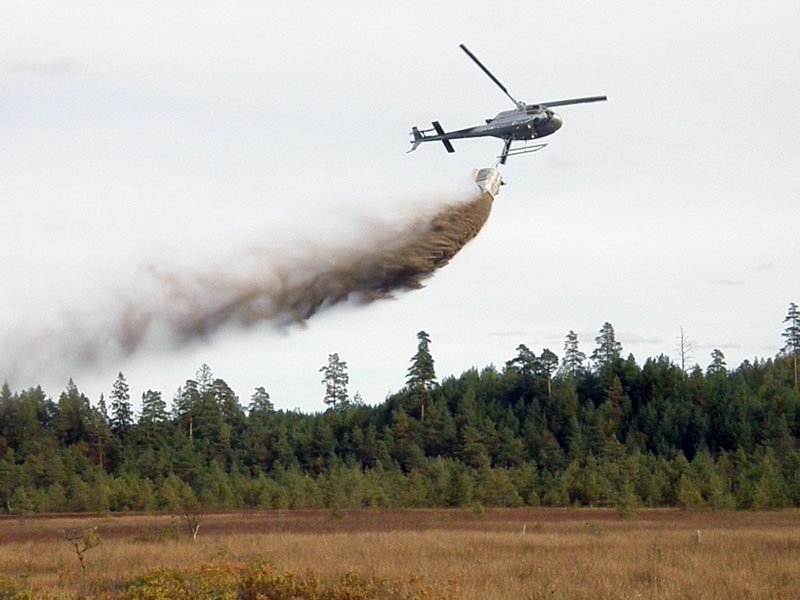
1;508;798;599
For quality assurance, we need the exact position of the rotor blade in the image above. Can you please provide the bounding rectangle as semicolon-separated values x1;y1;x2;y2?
534;96;607;108
459;43;519;106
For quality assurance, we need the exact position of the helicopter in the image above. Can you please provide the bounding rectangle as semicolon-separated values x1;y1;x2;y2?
409;44;606;164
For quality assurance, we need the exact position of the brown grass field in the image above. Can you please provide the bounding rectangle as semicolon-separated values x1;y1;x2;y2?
1;508;799;599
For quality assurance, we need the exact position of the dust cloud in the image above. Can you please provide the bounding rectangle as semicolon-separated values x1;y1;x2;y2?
1;192;494;381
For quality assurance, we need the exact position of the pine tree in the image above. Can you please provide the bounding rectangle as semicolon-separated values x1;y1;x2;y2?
538;348;559;400
707;349;727;376
172;380;200;442
213;378;244;429
781;302;800;391
320;353;349;410
248;386;274;417
140;390;168;424
591;322;622;372
109;372;133;435
172;380;199;419
562;330;586;377
506;344;538;383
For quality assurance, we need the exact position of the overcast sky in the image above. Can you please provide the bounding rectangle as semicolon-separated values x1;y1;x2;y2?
2;1;799;412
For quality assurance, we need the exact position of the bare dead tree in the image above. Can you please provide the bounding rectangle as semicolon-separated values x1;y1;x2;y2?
676;325;694;372
180;510;202;541
61;526;101;597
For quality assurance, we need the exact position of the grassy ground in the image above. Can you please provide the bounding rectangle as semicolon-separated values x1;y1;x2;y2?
1;508;799;599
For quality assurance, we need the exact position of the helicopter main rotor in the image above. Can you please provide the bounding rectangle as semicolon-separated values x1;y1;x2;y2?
459;43;524;108
459;44;607;111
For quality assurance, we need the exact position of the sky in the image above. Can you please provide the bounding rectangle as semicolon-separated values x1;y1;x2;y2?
1;0;799;413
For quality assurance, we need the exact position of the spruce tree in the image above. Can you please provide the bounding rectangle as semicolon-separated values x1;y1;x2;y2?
196;363;214;394
109;372;133;435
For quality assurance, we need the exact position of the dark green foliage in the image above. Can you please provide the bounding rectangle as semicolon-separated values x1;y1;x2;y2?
110;372;133;435
591;322;622;373
53;379;95;446
248;387;274;417
406;330;436;420
407;330;436;391
140;390;168;425
320;353;349;411
562;330;586;377
1;315;800;513
782;302;800;390
707;349;727;376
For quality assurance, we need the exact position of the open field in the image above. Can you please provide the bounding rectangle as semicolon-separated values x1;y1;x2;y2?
1;508;799;599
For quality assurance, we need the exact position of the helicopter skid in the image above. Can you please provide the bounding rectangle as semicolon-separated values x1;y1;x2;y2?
500;142;548;161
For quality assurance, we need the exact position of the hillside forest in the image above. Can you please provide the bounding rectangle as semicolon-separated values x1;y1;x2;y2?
1;303;799;514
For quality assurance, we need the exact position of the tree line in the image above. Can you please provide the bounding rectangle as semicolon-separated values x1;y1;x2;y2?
0;304;799;513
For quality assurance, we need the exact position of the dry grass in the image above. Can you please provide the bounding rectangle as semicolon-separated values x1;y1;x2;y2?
1;509;799;599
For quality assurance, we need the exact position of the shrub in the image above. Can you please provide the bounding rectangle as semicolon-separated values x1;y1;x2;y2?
111;563;450;600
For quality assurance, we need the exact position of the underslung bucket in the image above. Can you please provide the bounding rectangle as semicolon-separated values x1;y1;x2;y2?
471;168;504;198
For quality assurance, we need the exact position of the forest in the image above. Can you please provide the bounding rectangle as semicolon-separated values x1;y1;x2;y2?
1;303;799;514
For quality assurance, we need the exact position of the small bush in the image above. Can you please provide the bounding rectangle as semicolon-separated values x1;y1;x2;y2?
110;563;450;600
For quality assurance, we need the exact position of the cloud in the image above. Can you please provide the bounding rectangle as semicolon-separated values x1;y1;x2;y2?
708;278;746;287
7;58;81;75
486;330;530;338
619;332;664;345
694;341;743;352
754;261;774;272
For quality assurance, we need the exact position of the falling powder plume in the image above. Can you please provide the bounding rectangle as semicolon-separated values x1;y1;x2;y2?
2;192;494;381
158;191;493;340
